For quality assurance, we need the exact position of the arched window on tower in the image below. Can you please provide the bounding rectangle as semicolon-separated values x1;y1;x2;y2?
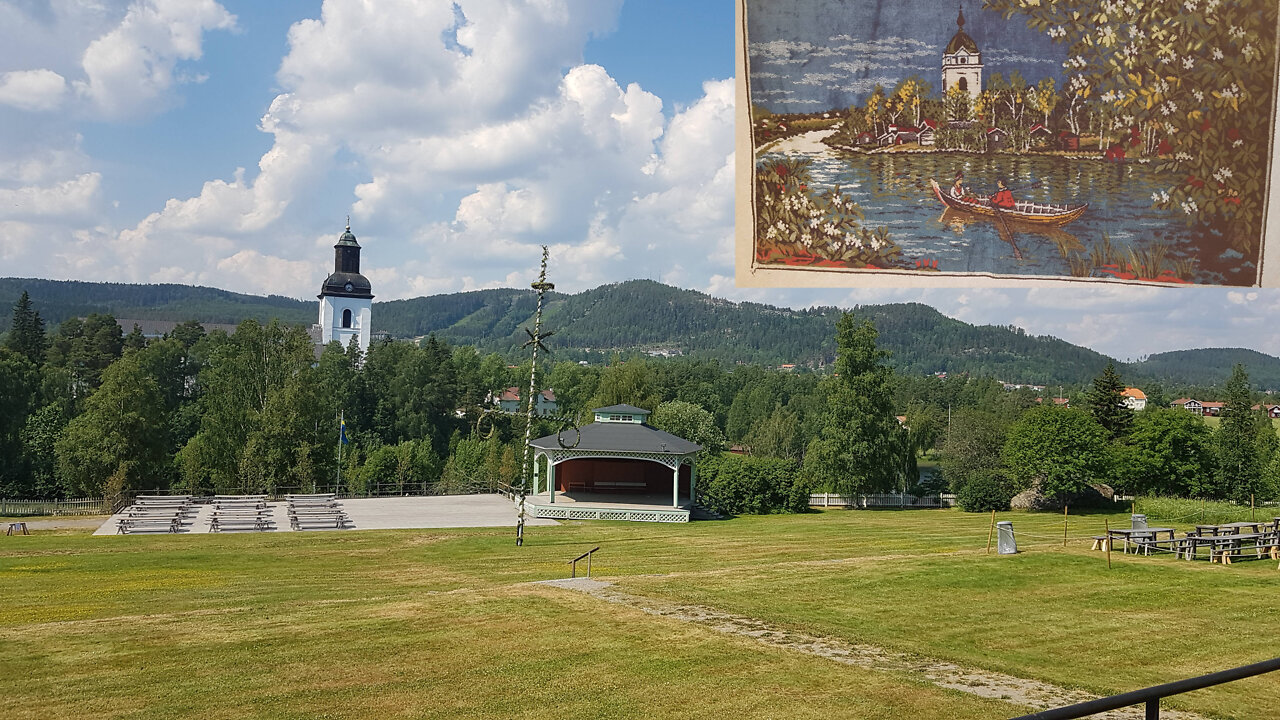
342;309;352;329
958;77;968;93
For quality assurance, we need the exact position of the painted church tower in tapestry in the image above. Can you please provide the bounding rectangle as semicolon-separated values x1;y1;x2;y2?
941;5;983;100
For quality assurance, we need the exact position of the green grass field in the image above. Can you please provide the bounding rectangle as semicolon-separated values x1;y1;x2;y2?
2;507;1278;719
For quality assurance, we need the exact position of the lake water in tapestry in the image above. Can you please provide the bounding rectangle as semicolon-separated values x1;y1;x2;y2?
740;0;1280;286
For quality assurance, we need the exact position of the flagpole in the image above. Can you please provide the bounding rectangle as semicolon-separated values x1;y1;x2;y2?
337;410;343;493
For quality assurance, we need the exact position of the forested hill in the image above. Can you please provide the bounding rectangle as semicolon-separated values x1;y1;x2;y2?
3;276;1277;387
0;278;313;329
373;280;1116;383
1128;349;1280;390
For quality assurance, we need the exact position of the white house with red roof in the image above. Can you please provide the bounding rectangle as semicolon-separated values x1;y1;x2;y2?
919;118;937;146
1121;387;1147;411
494;387;558;417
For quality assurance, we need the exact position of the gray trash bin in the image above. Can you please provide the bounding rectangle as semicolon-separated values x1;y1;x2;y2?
996;521;1018;554
1131;513;1147;530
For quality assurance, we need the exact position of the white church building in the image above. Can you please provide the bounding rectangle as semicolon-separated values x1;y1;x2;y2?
941;5;983;100
314;223;373;355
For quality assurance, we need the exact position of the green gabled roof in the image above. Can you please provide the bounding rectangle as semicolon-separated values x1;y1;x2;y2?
594;404;650;415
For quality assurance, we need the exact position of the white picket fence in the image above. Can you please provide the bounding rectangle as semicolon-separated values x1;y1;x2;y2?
0;497;109;516
809;492;957;509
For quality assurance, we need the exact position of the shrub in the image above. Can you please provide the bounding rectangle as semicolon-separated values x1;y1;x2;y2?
697;453;808;516
955;474;1015;513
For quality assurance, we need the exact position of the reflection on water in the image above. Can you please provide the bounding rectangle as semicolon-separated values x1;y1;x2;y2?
762;150;1249;284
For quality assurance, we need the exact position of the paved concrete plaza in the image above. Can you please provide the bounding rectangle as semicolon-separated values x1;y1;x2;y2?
94;494;559;535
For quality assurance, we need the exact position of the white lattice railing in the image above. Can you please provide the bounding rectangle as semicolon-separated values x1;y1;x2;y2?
531;504;690;523
809;493;957;509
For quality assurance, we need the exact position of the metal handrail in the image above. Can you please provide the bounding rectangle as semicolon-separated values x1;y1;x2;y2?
568;546;600;579
1010;656;1280;719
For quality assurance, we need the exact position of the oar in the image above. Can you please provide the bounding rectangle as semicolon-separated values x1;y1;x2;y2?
1005;180;1043;194
989;193;1023;260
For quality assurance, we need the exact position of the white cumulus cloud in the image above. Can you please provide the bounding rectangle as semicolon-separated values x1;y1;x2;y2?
0;69;69;111
75;0;237;119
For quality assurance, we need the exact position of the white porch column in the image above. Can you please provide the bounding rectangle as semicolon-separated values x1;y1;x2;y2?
672;463;680;507
547;460;556;504
531;453;540;495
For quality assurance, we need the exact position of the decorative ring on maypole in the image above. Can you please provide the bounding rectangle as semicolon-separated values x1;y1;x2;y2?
556;420;581;449
474;409;499;440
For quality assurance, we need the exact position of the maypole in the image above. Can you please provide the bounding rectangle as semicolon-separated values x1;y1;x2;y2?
517;246;555;546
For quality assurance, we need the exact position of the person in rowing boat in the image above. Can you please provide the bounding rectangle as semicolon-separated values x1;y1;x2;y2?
949;171;968;200
990;178;1016;210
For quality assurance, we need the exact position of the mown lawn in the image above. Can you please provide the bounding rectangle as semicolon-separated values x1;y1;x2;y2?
1;506;1277;719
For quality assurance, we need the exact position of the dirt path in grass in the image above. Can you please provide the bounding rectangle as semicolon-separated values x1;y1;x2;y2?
542;578;1211;720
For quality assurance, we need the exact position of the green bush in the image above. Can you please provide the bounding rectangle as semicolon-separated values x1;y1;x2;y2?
697;453;808;515
955;474;1015;513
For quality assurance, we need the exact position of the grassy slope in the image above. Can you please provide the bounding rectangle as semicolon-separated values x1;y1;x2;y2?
1;509;1277;718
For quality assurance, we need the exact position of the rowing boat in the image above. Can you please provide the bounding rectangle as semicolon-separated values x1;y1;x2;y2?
929;178;1087;226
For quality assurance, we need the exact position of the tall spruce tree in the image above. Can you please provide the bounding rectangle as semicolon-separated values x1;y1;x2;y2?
6;291;46;365
1216;364;1260;502
802;313;901;495
1087;362;1132;439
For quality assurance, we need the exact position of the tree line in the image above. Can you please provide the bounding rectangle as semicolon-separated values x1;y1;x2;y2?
2;290;1277;516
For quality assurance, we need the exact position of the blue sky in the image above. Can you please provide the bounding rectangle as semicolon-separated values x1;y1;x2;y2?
746;0;1068;112
0;0;1278;363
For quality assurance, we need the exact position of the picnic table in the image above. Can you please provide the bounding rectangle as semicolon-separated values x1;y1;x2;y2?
1106;527;1175;554
1196;522;1269;536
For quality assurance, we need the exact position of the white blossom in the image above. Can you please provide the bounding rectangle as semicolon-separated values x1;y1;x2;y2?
1233;139;1244;148
1183;0;1197;12
1182;57;1195;70
1211;47;1224;61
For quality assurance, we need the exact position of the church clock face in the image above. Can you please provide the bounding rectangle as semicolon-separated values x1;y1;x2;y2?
344;282;354;292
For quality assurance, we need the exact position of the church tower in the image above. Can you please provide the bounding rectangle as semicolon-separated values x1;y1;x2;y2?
317;222;373;355
942;4;983;100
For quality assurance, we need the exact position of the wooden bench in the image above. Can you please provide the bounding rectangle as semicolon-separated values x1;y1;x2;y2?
210;516;275;532
1090;535;1108;551
590;481;648;493
6;522;29;536
1207;533;1271;564
290;514;349;530
117;517;179;534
